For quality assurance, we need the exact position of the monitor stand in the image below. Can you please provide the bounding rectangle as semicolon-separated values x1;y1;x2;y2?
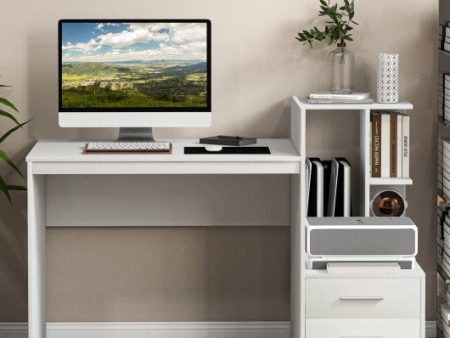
118;128;155;142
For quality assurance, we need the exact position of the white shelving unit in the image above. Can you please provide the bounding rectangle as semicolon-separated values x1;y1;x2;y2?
292;97;425;338
293;97;413;217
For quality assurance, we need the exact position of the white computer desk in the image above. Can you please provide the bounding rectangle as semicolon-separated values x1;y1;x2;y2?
26;121;306;338
25;98;427;338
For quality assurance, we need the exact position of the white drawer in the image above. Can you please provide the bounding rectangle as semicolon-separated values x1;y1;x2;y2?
306;277;420;318
306;318;421;338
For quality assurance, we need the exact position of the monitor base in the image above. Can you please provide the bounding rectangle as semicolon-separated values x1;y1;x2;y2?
118;128;155;142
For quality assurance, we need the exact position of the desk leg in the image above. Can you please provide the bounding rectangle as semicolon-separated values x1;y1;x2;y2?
291;173;304;338
28;166;46;338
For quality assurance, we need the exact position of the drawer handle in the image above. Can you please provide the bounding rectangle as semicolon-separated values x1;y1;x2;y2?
340;336;382;338
339;296;384;301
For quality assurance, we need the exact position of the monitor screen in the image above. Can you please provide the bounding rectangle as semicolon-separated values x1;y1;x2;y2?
59;20;211;112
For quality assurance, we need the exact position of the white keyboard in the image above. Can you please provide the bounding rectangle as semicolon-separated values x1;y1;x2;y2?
84;141;172;153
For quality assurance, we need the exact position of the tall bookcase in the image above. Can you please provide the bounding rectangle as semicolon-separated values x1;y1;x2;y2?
437;0;450;336
291;97;425;338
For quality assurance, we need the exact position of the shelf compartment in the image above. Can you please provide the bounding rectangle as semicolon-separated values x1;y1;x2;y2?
369;177;413;185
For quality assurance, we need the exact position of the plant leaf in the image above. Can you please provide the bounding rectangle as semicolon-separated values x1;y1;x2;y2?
0;176;12;203
0;97;18;112
6;184;26;192
0;109;20;125
0;120;31;144
0;149;24;178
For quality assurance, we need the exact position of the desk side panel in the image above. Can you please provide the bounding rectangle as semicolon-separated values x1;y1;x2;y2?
27;165;46;338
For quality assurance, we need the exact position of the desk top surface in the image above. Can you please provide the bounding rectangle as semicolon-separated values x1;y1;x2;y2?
26;139;301;163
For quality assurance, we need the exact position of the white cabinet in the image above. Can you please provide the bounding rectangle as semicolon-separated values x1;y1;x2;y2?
305;267;425;338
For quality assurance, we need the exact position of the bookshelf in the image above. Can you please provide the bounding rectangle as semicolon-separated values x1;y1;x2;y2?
292;97;413;217
438;1;450;335
291;97;425;338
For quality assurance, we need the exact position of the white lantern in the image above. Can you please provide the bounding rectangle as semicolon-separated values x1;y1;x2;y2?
377;53;399;103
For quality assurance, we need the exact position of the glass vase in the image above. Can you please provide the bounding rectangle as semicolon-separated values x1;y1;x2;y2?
329;43;354;94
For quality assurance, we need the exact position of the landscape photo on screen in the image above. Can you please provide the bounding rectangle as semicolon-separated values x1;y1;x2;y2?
61;22;208;109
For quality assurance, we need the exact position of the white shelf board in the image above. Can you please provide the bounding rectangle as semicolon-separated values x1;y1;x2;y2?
369;177;413;185
296;99;413;111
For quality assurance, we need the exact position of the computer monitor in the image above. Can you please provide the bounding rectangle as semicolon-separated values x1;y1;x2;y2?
58;19;211;140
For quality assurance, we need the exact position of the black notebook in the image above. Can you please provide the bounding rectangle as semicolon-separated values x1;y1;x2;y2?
306;158;324;217
327;158;351;217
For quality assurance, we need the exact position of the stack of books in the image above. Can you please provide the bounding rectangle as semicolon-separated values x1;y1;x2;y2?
439;73;450;122
439;137;444;196
308;92;373;104
306;157;351;217
441;303;450;338
437;201;450;337
438;206;449;278
439;72;445;121
437;139;450;336
443;139;450;199
370;112;410;178
441;22;450;52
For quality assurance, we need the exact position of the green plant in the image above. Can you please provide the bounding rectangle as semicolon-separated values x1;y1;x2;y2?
296;0;357;48
0;87;30;202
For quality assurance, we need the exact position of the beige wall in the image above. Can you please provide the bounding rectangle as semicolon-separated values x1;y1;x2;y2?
0;0;438;321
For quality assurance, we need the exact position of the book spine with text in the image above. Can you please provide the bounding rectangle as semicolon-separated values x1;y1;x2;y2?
402;114;410;178
371;112;381;177
390;113;398;177
381;113;391;178
396;113;403;177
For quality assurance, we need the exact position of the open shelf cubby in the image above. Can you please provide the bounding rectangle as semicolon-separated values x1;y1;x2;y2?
292;97;413;217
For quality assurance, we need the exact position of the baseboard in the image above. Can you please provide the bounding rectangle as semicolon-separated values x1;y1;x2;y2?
0;321;290;338
0;321;437;338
